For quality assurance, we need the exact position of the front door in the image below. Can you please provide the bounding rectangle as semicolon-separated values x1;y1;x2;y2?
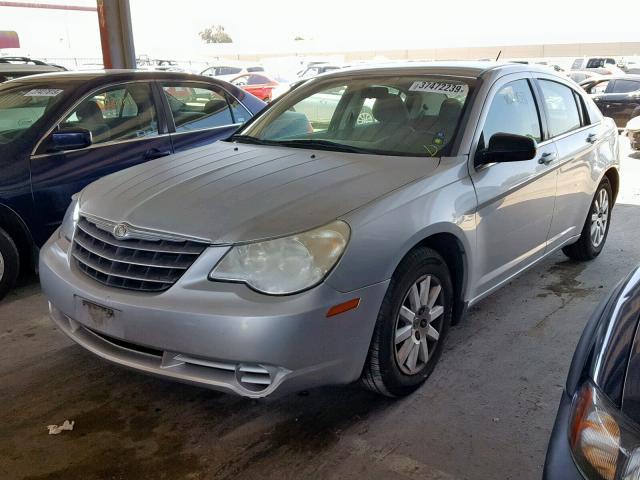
29;81;171;245
468;75;558;301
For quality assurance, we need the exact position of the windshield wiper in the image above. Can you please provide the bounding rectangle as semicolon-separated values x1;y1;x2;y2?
274;139;370;154
228;134;275;145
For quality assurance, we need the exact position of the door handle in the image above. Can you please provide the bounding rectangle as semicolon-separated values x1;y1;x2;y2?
587;133;599;144
538;152;557;165
144;148;171;160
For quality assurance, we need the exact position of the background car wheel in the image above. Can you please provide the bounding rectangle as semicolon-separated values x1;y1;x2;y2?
562;177;613;261
360;247;452;397
0;227;20;301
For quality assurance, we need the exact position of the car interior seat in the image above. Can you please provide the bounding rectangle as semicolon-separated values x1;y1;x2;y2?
75;100;110;143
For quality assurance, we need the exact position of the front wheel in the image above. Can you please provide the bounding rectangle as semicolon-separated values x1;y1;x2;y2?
562;178;612;261
360;247;452;397
0;227;19;301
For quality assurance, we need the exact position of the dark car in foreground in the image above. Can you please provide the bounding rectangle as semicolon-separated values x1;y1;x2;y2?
544;266;640;479
0;70;264;299
580;75;640;128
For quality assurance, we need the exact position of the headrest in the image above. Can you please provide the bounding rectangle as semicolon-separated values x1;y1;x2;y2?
204;99;227;115
76;100;104;122
439;98;462;120
372;96;408;124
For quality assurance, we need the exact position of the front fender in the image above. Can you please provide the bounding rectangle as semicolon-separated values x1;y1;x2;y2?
327;158;476;298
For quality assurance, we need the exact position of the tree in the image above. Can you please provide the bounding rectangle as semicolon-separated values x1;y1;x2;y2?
199;25;232;44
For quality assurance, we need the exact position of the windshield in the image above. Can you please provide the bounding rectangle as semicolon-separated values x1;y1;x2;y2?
234;75;473;157
0;85;66;145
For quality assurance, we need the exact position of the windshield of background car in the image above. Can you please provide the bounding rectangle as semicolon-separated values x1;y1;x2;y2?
0;84;66;145
237;75;473;156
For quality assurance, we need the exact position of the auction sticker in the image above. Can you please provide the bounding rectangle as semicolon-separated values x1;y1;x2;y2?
409;81;468;95
24;88;63;97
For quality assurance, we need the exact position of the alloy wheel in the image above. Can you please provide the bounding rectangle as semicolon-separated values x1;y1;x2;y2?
394;275;445;375
590;187;609;248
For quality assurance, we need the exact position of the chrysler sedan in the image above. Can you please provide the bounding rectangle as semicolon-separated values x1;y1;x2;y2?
40;62;620;398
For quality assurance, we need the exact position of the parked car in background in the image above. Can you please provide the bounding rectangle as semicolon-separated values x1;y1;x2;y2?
627;115;640;150
544;266;640;479
0;56;66;82
0;70;264;299
200;64;264;82
571;57;625;75
567;69;602;84
298;63;348;78
580;75;640;128
230;73;279;101
40;62;619;399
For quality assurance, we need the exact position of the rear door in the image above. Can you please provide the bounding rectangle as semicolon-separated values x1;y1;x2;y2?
469;74;558;299
159;81;250;153
533;75;604;251
29;81;171;245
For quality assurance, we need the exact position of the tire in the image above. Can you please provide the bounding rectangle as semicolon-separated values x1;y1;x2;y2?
562;177;613;261
360;247;453;397
0;227;19;301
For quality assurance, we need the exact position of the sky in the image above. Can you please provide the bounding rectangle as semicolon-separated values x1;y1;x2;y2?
0;0;638;60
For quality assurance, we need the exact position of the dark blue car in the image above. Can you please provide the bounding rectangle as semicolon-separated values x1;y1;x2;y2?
544;266;640;479
0;70;265;299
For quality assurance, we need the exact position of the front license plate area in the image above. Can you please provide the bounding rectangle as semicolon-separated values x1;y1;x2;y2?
75;297;123;336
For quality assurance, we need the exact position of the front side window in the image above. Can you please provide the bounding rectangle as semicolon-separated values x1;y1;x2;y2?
162;84;234;132
61;83;158;144
539;80;582;137
481;79;541;148
0;84;67;145
235;76;472;157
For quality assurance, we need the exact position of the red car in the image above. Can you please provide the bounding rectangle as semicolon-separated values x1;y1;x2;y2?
230;73;279;101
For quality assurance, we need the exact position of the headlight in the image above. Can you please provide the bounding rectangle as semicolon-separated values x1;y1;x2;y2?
209;220;350;295
59;196;80;242
570;382;640;480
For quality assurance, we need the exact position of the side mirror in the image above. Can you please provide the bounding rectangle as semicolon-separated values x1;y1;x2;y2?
51;128;92;151
476;133;537;165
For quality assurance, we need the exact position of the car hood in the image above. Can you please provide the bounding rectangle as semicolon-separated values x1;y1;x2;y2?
79;142;438;244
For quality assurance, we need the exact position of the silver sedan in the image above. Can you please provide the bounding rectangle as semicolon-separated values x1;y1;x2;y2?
40;62;620;398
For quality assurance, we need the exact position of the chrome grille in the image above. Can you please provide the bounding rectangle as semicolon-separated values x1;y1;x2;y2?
72;216;207;292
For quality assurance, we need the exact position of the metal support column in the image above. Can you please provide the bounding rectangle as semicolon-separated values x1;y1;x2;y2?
96;0;135;69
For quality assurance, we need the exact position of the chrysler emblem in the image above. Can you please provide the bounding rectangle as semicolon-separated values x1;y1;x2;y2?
113;223;129;239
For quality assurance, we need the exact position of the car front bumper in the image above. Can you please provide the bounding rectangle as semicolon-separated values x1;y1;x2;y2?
40;233;389;398
543;391;584;480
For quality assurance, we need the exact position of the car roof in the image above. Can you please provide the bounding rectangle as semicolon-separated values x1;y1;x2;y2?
0;64;64;73
313;61;551;79
4;69;230;85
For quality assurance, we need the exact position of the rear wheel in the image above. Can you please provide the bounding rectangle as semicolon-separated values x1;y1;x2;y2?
562;178;612;261
0;227;19;301
361;247;452;397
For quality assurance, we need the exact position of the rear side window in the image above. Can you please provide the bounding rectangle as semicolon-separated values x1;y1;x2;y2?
481;79;541;147
162;84;234;132
612;80;640;94
538;80;582;137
